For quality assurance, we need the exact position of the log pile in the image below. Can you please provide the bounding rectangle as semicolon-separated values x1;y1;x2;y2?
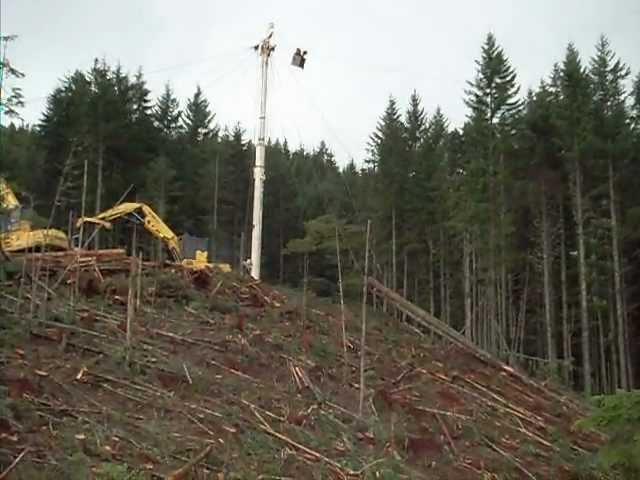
17;249;130;274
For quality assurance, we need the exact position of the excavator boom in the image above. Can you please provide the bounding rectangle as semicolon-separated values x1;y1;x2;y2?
77;202;182;262
78;202;230;272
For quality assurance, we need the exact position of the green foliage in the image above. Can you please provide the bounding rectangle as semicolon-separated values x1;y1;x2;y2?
58;452;92;480
0;37;26;120
286;214;364;255
368;95;409;216
577;391;640;476
182;85;217;143
310;336;336;362
153;83;182;139
464;32;522;132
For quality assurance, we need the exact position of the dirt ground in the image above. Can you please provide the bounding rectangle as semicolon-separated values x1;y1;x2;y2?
0;264;602;479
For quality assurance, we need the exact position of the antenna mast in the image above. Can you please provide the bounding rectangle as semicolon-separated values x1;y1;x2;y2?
249;23;275;280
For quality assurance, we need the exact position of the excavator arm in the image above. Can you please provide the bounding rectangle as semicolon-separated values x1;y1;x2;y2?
77;201;231;272
77;202;182;262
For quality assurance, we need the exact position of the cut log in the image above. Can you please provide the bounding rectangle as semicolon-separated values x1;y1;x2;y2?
367;277;583;412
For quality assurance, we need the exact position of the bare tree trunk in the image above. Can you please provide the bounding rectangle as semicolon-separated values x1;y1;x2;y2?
463;232;472;340
279;225;284;284
403;251;408;322
622;267;634;388
471;242;477;345
429;240;435;314
210;152;219;262
392;207;397;292
136;248;143;311
560;200;571;384
74;157;89;299
516;267;530;355
335;226;348;371
382;268;388;313
445;255;451;325
609;286;618;393
541;181;557;371
574;153;592;395
94;141;104;249
78;157;88;248
499;152;508;357
440;230;446;322
488;221;497;355
597;309;607;394
359;220;371;417
126;228;138;367
608;158;628;391
239;231;245;274
302;253;308;329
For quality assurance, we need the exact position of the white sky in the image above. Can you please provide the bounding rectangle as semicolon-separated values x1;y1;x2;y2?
2;0;639;164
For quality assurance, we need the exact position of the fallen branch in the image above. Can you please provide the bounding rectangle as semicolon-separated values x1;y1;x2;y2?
165;444;213;480
0;448;29;479
461;376;547;424
435;413;458;456
484;436;537;480
410;405;470;420
251;408;350;479
97;383;150;404
183;412;216;437
209;359;262;385
183;363;193;385
88;371;173;398
427;371;547;431
39;319;111;339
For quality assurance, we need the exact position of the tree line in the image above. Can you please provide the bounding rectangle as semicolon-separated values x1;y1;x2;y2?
1;33;639;395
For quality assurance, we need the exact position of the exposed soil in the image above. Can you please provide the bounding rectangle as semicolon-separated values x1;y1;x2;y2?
0;261;602;479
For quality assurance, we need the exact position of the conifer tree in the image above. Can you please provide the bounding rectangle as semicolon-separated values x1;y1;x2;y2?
559;43;593;394
368;96;408;290
589;35;631;390
153;84;182;139
182;85;217;143
463;33;522;355
405;90;426;152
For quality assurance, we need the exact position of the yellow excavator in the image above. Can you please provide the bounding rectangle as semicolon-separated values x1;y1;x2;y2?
76;202;231;272
0;177;69;255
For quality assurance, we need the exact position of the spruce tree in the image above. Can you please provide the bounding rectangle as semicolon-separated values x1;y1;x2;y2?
464;33;522;138
182;85;217;143
633;73;640;128
153;84;182;139
463;32;522;355
522;82;563;371
405;90;426;151
559;43;593;394
368;96;408;290
589;35;631;391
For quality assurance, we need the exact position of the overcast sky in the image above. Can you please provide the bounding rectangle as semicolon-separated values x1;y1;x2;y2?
2;0;639;164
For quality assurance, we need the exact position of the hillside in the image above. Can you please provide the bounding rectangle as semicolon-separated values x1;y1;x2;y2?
1;253;602;479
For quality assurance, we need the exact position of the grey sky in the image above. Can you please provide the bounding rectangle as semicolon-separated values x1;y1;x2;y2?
2;0;639;164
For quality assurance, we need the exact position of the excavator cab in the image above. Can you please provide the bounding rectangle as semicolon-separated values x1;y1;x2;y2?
0;178;70;254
